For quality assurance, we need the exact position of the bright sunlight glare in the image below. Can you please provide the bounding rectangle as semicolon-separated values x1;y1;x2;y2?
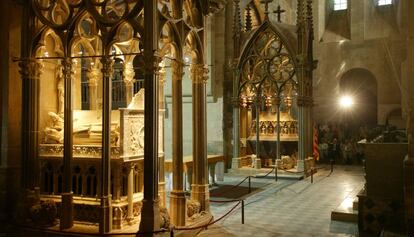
339;95;354;108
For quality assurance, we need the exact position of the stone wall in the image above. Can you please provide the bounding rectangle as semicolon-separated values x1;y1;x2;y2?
0;0;23;222
313;0;404;125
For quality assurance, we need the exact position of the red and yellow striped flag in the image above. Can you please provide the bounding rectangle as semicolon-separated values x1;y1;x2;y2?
313;126;319;161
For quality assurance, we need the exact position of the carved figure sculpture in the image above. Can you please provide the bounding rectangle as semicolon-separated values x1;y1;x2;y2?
44;112;64;144
56;64;64;116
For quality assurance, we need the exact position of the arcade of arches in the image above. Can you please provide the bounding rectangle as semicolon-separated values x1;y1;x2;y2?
1;0;414;236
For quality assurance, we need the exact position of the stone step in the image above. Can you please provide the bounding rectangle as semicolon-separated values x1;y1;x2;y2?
331;196;358;223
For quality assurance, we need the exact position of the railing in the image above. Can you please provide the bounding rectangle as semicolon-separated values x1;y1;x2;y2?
16;165;322;236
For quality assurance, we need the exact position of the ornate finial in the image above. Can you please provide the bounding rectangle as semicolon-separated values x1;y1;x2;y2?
297;0;306;31
260;0;273;20
306;0;314;38
273;5;286;23
233;0;242;37
245;3;252;31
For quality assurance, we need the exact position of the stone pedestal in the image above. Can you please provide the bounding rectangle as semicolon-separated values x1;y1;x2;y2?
112;205;122;229
169;191;186;226
297;159;305;172
191;184;209;212
60;192;73;229
231;158;242;169
99;195;113;233
139;199;160;233
255;158;262;169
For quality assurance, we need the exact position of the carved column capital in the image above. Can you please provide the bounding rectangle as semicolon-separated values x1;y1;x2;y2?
18;59;44;79
190;64;209;84
100;57;114;78
61;58;74;79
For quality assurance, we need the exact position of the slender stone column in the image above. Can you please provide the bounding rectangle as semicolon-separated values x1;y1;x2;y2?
100;56;113;234
158;67;166;208
60;58;74;229
232;96;240;168
275;97;281;162
139;1;161;234
127;164;134;222
297;95;306;172
123;62;135;105
18;59;43;191
190;64;209;212
87;65;100;110
170;60;186;226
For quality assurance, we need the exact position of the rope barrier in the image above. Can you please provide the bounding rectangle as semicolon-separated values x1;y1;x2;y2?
174;200;242;231
12;199;244;236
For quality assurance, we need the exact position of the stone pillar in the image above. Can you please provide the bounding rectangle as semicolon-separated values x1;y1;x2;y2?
190;64;209;212
158;67;166;208
231;95;241;169
404;1;414;233
18;59;43;191
87;65;100;110
99;56;113;234
170;60;186;226
139;1;161;234
60;58;74;229
123;62;135;105
71;60;81;110
127;164;134;222
297;95;306;172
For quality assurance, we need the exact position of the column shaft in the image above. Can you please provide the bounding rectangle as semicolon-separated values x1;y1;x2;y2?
127;164;134;221
170;61;186;226
87;66;100;110
139;0;161;234
61;58;74;229
158;68;166;208
123;63;135;105
19;59;42;190
191;64;209;212
100;56;113;234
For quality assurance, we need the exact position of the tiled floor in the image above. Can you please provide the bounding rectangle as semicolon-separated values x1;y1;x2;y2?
198;165;365;237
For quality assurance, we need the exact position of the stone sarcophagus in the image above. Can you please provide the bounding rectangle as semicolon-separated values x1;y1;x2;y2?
38;89;164;228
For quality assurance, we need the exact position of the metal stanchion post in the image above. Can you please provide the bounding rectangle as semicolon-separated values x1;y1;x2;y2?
311;168;314;183
275;167;277;182
248;176;251;193
241;200;245;224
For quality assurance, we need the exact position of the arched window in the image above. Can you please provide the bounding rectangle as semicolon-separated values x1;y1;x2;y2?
41;163;54;194
378;0;392;6
72;166;83;195
86;166;97;197
80;48;90;110
334;0;348;10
